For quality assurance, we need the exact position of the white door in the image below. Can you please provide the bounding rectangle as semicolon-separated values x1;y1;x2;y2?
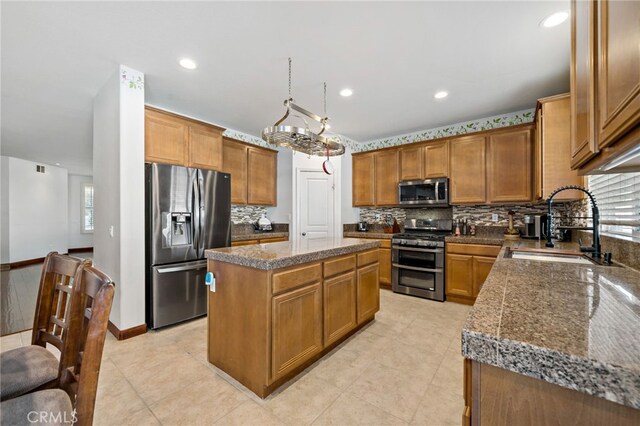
297;170;334;240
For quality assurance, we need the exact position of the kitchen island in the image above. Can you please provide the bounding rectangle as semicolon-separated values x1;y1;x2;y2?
205;238;380;398
462;239;640;425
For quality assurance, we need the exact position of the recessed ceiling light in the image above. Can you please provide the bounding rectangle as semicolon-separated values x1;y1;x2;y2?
55;163;60;166
540;11;569;28
339;88;353;97
434;91;448;99
179;58;197;70
325;124;331;130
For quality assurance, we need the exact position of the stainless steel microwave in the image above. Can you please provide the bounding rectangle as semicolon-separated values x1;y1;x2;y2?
398;178;449;206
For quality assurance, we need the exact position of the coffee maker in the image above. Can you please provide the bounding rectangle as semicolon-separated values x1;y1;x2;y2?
523;214;548;239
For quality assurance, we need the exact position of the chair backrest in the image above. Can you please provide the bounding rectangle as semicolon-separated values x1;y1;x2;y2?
59;265;115;426
31;252;91;355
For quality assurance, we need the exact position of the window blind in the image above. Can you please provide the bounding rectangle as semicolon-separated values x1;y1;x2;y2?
82;183;94;233
588;172;640;237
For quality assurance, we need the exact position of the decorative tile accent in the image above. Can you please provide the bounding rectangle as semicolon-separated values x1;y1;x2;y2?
120;67;144;90
222;129;271;148
353;109;535;152
230;205;267;224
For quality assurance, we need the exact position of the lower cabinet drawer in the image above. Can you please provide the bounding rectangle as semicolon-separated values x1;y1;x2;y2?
324;255;356;278
272;263;322;295
357;249;379;267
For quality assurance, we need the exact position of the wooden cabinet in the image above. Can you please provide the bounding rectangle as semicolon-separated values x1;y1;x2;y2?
424;140;449;178
356;262;379;323
487;128;533;203
536;94;585;200
145;108;187;165
323;271;357;346
223;137;277;206
271;282;323;380
378;240;392;288
352;153;376;206
450;136;487;204
231;239;260;247
231;236;289;247
247;147;277;206
446;243;500;305
596;0;640;148
145;107;224;170
399;145;424;181
374;150;399;206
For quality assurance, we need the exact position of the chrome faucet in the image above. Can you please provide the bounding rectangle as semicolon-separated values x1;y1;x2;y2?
545;185;601;259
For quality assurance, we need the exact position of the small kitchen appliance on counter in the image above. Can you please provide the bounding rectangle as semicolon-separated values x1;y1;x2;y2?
255;214;273;232
357;222;368;232
522;214;548;239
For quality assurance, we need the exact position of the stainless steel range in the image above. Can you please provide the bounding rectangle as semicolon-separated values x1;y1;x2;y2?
391;219;452;301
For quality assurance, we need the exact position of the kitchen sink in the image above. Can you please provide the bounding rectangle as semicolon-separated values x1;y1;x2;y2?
503;247;617;266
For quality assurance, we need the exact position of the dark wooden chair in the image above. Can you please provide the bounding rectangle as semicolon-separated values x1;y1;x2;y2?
1;265;115;426
0;252;90;401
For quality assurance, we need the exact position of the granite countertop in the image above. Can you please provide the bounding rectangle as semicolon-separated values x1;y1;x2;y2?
462;239;640;409
445;235;504;245
206;238;380;270
343;231;393;239
231;232;289;242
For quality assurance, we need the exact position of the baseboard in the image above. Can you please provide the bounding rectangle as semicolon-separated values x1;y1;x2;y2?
68;247;94;254
108;321;147;340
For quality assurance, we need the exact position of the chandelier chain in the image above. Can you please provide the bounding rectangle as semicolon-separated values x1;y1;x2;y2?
323;82;327;116
288;57;292;98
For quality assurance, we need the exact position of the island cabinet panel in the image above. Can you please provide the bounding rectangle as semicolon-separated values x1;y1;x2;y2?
323;255;356;278
187;123;223;171
374;150;400;206
424;140;449;178
450;136;486;204
271;282;323;381
399;145;424;181
247;147;277;206
352;153;376;206
356;263;380;324
145;109;187;165
323;272;357;346
357;249;379;267
272;263;322;295
597;0;640;149
222;138;248;204
487;128;533;203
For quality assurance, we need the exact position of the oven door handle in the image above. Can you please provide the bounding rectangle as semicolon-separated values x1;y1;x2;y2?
392;263;443;273
392;245;444;253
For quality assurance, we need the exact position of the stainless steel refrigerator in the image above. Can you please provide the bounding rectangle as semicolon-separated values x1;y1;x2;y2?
145;163;231;329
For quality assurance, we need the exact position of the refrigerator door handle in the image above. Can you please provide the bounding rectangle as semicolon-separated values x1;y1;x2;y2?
192;173;201;256
155;260;208;274
198;171;205;258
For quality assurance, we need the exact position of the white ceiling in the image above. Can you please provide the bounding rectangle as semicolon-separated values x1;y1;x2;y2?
1;1;570;175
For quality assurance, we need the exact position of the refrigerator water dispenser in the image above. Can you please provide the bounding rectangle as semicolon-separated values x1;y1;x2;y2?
166;212;192;246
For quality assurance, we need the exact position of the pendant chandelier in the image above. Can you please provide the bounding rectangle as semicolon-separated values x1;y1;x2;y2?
261;58;345;156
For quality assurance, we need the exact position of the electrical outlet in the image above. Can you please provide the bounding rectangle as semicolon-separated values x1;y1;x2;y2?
492;213;499;222
108;225;114;237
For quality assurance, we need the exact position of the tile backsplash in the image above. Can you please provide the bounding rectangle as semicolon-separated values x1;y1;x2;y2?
231;205;267;224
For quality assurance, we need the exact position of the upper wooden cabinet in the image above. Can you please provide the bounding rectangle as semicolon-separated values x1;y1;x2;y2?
144;107;224;170
487;128;533;203
352;153;376;206
247;147;277;206
399;145;423;181
450;135;487;204
375;150;399;206
222;137;277;206
597;0;640;148
535;94;585;200
424;140;449;178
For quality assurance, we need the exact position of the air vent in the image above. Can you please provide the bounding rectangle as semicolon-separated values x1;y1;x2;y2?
36;165;46;173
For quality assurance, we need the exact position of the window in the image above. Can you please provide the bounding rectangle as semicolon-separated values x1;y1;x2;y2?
81;183;94;233
588;173;640;239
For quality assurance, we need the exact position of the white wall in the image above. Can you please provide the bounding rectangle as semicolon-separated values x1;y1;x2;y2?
1;156;68;262
93;65;146;331
340;146;360;224
68;174;94;249
266;147;293;224
1;157;11;264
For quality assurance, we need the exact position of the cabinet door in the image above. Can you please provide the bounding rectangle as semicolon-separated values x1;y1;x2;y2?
378;247;391;287
260;236;289;244
424;140;449;178
145;109;187;165
324;271;357;346
222;139;248;204
247;148;277;206
352;153;375;206
472;256;496;297
271;282;323;380
534;109;543;200
541;96;585;200
445;253;474;298
188;124;223;171
375;150;399;206
356;263;379;324
399;145;424;181
450;136;486;204
597;0;640;148
570;0;598;167
487;129;532;203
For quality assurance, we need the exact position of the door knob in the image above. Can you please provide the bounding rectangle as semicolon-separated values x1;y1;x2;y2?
302;232;307;236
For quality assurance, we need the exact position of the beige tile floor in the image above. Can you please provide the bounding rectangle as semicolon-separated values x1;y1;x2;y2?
0;289;470;426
